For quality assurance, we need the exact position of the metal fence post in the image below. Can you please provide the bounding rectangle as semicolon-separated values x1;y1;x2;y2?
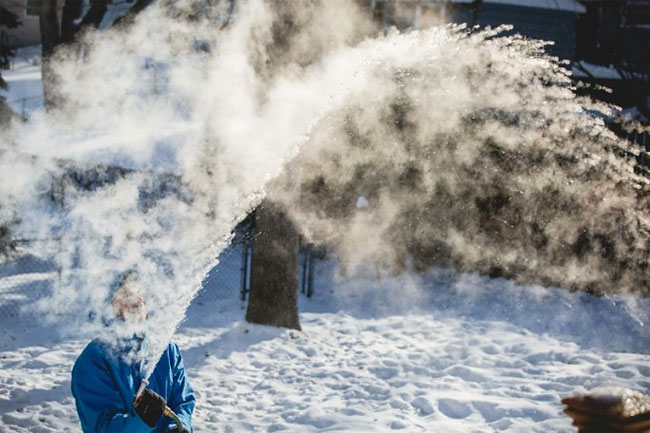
300;244;316;298
240;241;250;301
301;245;308;295
307;248;315;298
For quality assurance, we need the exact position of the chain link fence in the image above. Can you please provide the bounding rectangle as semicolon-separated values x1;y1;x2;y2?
0;217;327;321
195;243;249;305
0;240;59;319
0;237;250;321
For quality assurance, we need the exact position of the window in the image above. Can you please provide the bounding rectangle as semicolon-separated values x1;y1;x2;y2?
25;0;40;17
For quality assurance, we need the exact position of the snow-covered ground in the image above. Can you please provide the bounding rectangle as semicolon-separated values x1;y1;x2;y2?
0;45;43;119
1;254;648;433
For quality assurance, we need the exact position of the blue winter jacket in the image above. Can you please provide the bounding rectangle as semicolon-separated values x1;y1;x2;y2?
71;338;195;433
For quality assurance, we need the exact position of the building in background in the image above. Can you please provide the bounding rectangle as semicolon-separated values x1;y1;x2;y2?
0;0;133;48
370;0;586;60
573;0;649;121
454;0;587;60
2;0;648;121
369;0;648;122
1;0;41;47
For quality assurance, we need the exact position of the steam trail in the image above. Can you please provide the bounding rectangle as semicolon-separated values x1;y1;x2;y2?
269;26;649;296
0;0;384;375
0;0;647;376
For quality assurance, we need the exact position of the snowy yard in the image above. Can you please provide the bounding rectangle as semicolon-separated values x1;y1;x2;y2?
1;261;648;432
0;45;43;120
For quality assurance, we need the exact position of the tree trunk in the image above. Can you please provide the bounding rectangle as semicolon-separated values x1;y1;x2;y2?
40;0;60;110
112;0;155;28
245;200;301;331
78;0;108;30
472;0;483;27
41;0;110;109
61;0;83;44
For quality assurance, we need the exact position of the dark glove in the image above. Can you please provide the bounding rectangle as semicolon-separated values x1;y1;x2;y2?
134;389;166;427
169;426;188;433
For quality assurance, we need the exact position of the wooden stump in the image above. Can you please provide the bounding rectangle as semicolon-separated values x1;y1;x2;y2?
562;389;650;433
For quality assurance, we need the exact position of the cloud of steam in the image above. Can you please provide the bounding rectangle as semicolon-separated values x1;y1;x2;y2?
0;0;381;374
0;0;648;376
267;26;650;296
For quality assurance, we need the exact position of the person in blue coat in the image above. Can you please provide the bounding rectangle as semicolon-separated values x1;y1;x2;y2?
71;273;195;433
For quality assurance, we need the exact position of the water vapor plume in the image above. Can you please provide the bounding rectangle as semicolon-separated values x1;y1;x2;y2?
267;26;650;296
0;0;386;374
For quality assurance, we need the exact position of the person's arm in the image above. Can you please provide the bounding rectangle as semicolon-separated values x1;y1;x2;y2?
98;409;152;433
71;346;152;433
166;343;195;433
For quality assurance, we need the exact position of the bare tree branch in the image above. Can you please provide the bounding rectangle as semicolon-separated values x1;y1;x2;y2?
113;0;156;28
0;6;21;29
61;0;84;44
40;0;61;59
40;0;152;110
78;0;109;31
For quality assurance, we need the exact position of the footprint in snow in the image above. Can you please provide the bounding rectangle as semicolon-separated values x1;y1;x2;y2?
411;397;435;416
389;398;410;410
471;401;504;423
298;346;317;357
438;398;473;419
492;418;513;431
445;366;488;383
339;407;365;417
614;369;636;379
481;344;500;355
267;423;289;432
369;366;399;380
637;365;650;377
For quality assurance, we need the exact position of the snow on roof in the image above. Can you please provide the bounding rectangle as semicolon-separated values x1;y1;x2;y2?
572;61;623;80
572;61;648;82
450;0;587;13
